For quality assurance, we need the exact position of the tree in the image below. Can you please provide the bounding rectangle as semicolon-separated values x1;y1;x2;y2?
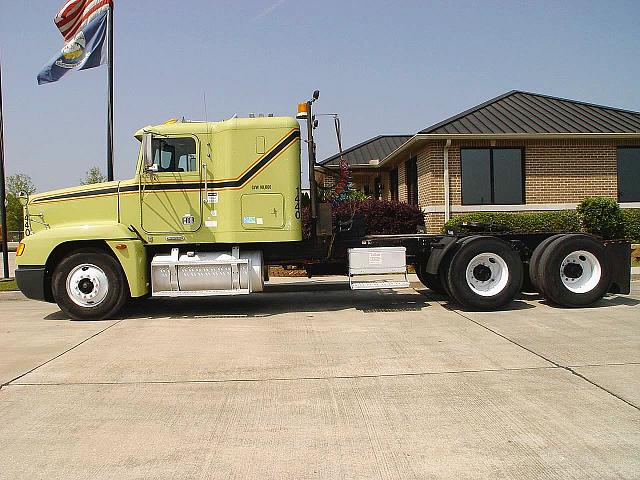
81;166;107;185
7;173;36;197
2;173;36;233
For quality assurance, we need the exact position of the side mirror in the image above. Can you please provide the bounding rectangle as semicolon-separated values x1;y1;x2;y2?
17;192;29;207
142;133;154;170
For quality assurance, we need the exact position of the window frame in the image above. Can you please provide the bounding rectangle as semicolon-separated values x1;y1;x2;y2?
405;156;418;206
142;135;200;175
617;146;640;203
460;147;525;205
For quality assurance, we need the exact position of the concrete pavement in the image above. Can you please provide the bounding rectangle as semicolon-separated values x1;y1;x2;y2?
0;277;639;479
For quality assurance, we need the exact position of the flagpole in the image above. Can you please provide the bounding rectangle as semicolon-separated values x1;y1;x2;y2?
0;57;10;279
106;3;114;182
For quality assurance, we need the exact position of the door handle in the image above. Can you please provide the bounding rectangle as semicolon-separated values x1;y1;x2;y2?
203;162;208;203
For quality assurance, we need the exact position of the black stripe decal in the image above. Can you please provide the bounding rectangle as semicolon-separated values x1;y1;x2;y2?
32;186;119;203
32;130;300;203
209;130;299;188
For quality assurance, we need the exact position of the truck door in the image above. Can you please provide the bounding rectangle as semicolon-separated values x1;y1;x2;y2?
140;136;202;234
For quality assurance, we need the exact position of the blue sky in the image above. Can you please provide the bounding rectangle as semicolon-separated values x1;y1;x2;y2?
1;0;639;191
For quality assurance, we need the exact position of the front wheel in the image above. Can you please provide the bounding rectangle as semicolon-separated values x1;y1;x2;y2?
52;249;129;320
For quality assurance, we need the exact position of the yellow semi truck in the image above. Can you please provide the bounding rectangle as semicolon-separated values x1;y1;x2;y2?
14;93;631;319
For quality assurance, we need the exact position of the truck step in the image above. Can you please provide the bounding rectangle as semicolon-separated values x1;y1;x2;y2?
350;279;410;290
348;246;409;291
152;288;250;297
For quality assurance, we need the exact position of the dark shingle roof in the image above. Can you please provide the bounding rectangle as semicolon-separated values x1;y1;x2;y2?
420;91;640;135
320;135;412;167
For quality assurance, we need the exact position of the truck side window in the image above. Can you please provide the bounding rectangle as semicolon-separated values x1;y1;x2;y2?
152;137;197;172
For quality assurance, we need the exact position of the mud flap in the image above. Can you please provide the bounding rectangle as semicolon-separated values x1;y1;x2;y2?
605;240;631;295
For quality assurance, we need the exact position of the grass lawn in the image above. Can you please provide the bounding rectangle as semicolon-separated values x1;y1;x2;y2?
0;279;18;291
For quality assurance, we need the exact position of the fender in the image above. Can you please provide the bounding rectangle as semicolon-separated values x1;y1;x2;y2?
16;222;150;298
105;239;149;298
425;236;458;275
17;222;138;266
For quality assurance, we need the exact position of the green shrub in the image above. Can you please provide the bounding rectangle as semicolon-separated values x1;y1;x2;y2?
443;211;580;234
576;197;625;240
442;199;640;241
622;209;640;242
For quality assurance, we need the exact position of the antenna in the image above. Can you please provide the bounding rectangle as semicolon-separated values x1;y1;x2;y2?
203;92;208;124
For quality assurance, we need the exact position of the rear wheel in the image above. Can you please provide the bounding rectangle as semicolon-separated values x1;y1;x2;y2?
539;235;610;307
446;237;523;309
415;263;446;294
52;249;129;320
528;234;565;294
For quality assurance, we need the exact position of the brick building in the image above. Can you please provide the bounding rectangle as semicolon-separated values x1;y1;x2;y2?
318;135;410;196
318;91;640;233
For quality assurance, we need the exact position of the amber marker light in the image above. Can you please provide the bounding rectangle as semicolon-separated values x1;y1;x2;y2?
15;243;25;256
115;244;127;250
296;102;308;120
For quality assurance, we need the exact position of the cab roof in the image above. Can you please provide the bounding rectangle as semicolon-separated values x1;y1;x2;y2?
134;116;299;139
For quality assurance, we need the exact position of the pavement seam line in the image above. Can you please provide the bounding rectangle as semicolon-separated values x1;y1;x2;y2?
6;365;558;387
0;319;124;392
444;303;640;412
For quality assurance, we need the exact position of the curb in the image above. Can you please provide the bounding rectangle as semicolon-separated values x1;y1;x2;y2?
0;291;26;300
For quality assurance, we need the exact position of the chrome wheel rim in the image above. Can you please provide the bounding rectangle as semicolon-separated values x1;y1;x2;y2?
560;250;601;294
465;253;509;297
66;264;109;307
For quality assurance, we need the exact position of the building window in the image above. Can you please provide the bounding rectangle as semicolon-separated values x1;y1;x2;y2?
405;156;418;205
618;147;640;202
461;148;524;205
390;167;399;201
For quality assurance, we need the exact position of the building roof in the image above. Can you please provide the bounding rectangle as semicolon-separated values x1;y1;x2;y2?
419;90;640;135
320;135;412;167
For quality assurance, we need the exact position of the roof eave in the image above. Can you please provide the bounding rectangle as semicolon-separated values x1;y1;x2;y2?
416;132;640;139
379;132;640;167
318;163;382;170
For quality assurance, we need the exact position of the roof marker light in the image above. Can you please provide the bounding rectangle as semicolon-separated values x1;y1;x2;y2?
296;102;309;119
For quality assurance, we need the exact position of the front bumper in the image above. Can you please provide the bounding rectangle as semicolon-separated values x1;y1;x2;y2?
15;265;48;302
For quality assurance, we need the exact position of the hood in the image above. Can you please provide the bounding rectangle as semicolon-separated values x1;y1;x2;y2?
25;181;122;235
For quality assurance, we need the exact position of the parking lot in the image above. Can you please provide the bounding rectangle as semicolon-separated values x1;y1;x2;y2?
0;276;639;479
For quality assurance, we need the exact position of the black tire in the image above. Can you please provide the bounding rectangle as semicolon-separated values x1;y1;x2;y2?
52;248;129;320
446;236;523;309
538;234;610;307
528;234;565;294
415;263;447;294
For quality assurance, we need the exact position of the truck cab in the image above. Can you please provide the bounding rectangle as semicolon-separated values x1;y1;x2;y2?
15;116;303;319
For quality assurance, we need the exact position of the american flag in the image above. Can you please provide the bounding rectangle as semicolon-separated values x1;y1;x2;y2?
54;0;113;42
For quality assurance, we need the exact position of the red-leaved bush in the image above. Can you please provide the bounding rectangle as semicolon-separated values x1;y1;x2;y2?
302;199;425;238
